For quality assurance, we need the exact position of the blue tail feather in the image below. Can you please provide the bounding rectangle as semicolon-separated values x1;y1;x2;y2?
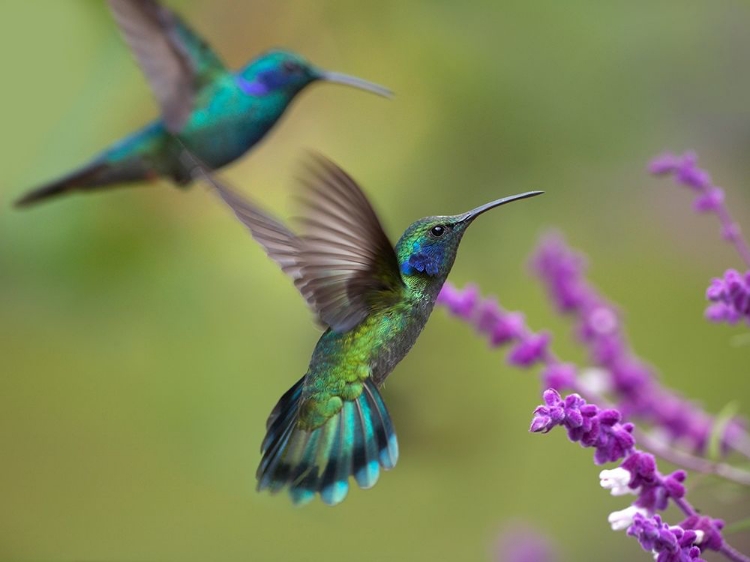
363;382;399;470
257;377;397;505
353;391;384;488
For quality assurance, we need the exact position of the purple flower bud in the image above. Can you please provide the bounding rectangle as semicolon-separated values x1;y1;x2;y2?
610;359;651;393
705;278;726;301
693;187;724;213
582;305;620;337
436;283;458;305
704;302;741;324
508;331;551;367
589;334;624;364
725;269;744;292
474;299;503;334
702;269;750;325
541;363;577;390
662;471;686;499
627;514;706;561
490;311;526;346
648;152;680;175
598;409;622;426
530;390;566;433
494;524;558;562
437;283;479;320
674;151;712;190
679;515;724;551
676;166;712;191
529;415;551;433
622;452;657;489
530;390;635;464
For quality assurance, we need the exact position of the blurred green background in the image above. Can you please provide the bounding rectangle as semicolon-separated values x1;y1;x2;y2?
1;1;749;560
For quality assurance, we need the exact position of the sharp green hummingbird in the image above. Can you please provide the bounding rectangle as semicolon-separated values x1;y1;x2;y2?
14;0;391;208
192;153;543;505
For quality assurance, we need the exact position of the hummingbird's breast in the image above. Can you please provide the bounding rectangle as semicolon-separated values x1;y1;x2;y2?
368;295;437;386
296;288;440;430
172;78;286;169
308;292;437;388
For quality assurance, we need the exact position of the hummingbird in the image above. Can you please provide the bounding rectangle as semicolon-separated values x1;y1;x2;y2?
14;0;391;208
192;153;542;505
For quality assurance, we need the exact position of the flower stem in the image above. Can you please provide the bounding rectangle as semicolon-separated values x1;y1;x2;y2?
720;542;750;562
634;429;750;487
713;196;750;268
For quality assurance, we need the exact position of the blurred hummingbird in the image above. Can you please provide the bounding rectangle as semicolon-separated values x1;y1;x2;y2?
193;153;542;505
14;0;391;208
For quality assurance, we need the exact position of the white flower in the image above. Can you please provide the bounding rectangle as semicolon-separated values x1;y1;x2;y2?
599;467;636;496
608;505;648;531
578;367;612;394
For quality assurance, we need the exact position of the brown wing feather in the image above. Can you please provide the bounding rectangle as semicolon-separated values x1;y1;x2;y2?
188;151;403;332
107;0;224;133
293;155;403;331
210;176;302;282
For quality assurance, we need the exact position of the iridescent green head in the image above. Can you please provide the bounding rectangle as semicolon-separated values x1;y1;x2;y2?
237;49;392;99
395;192;544;280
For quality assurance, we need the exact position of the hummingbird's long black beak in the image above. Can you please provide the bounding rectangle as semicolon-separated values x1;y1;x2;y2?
458;191;544;223
318;70;393;98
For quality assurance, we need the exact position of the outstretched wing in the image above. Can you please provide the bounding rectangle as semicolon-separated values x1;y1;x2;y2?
108;0;227;133
293;155;404;331
190;153;404;332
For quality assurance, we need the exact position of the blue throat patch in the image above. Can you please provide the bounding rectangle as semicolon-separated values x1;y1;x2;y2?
402;245;443;276
236;75;270;96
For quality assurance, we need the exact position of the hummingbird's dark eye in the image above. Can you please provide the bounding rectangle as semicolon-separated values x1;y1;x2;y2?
430;225;445;237
283;60;302;74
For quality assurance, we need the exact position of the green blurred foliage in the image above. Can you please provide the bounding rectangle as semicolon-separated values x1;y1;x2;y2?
1;1;749;561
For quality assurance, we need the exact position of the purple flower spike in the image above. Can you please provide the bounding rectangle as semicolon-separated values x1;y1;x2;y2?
530;233;588;313
530;390;635;464
530;233;748;453
651;149;750;270
627;514;705;562
437;283;544;353
438;275;747;560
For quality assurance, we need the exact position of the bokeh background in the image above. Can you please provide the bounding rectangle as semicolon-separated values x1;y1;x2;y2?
1;1;749;560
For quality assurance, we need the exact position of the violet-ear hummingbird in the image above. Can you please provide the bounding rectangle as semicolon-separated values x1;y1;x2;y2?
15;0;391;207
191;154;542;505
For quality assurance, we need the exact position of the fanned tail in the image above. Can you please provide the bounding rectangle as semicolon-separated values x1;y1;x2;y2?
257;377;398;506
